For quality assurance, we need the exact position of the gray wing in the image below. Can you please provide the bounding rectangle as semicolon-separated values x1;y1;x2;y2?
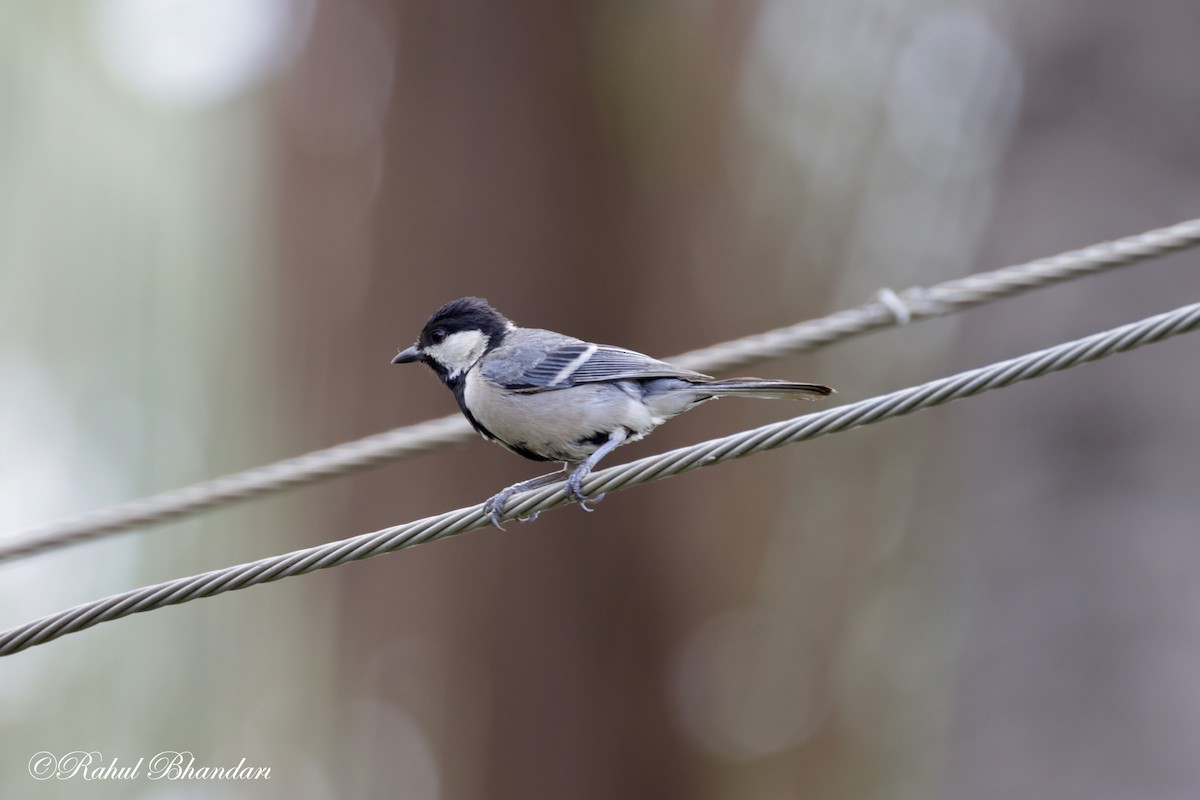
482;329;709;392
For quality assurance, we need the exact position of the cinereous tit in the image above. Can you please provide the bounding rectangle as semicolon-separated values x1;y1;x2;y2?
393;297;833;527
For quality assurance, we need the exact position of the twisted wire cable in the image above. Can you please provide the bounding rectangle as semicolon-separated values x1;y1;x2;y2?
0;416;474;563
3;300;1198;657
668;217;1200;372
3;217;1199;564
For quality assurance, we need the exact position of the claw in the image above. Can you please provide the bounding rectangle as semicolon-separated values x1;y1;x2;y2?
564;473;604;512
484;494;543;528
575;494;605;512
484;486;528;530
482;491;511;530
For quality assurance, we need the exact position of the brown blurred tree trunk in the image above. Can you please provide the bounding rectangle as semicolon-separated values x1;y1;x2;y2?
272;2;760;797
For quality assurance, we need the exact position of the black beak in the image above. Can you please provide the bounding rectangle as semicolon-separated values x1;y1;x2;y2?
391;346;421;364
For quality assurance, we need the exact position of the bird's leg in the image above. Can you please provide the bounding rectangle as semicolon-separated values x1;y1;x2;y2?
484;429;629;527
564;428;628;512
482;468;570;529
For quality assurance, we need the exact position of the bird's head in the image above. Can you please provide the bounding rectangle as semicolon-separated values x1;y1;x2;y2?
392;297;513;381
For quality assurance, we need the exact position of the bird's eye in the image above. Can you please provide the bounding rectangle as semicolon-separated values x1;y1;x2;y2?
431;327;448;344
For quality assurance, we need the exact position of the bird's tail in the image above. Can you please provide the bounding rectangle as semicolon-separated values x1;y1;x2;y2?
693;378;834;401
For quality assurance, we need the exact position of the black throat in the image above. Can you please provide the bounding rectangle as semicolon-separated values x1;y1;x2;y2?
411;296;549;457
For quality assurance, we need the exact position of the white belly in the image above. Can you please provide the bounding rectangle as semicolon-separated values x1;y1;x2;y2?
463;369;661;463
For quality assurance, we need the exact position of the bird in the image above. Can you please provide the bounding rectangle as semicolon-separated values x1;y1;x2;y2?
392;297;833;528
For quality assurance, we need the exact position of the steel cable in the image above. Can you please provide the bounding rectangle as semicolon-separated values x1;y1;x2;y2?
3;218;1199;564
3;300;1197;656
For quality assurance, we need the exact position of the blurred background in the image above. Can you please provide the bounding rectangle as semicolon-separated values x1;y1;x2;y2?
2;0;1199;798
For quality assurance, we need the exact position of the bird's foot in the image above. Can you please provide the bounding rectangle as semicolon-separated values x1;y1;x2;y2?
564;470;605;513
483;486;543;530
483;467;607;527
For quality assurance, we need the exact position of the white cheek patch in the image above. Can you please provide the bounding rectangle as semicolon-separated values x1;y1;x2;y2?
425;330;488;378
